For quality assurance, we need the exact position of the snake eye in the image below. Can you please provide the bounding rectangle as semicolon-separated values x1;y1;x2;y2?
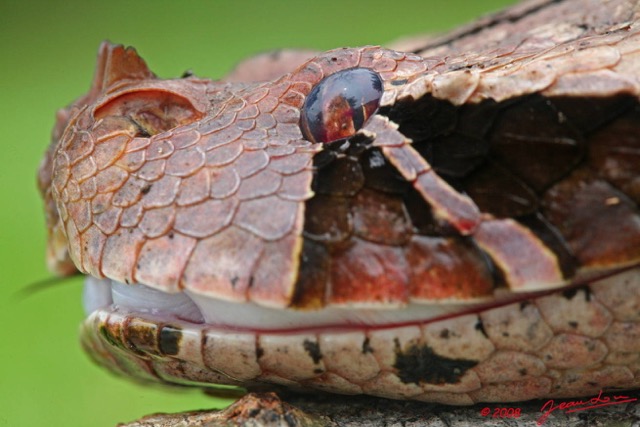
300;68;383;144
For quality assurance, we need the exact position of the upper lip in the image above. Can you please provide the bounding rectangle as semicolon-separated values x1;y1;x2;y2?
83;275;475;332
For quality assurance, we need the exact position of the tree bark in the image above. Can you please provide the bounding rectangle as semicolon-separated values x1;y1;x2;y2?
120;391;640;427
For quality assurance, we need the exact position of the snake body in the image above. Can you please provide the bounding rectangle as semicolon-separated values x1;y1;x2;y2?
39;0;640;405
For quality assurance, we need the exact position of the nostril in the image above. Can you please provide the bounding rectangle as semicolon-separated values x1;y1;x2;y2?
94;90;204;137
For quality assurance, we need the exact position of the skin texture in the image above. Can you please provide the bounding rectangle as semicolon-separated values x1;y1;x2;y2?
38;0;640;424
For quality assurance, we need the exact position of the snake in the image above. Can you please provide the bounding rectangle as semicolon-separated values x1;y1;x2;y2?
38;0;640;408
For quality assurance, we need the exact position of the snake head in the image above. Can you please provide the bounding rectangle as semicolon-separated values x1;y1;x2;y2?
38;0;640;405
39;37;640;312
41;41;468;309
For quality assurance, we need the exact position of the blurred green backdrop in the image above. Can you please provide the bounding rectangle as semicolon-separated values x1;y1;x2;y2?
1;1;514;425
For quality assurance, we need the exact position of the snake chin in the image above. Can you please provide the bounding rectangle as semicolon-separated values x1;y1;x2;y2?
82;276;471;332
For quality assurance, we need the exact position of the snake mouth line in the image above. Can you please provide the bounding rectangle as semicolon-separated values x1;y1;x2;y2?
82;276;477;332
83;265;638;333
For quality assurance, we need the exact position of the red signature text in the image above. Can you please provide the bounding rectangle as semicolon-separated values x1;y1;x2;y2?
537;390;637;425
480;406;522;418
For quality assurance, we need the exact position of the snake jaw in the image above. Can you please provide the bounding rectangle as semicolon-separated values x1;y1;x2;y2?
80;267;640;404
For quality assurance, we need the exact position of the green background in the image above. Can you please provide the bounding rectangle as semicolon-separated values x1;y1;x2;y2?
1;1;514;426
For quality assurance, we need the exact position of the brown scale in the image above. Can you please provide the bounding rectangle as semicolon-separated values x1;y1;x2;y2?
294;93;640;307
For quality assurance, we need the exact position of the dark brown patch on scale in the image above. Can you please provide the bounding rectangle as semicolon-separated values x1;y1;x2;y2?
303;340;322;364
362;337;373;354
518;213;577;278
562;286;589;300
125;321;159;355
159;325;182;356
290;240;330;309
520;301;531;310
475;319;489;339
394;342;478;385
